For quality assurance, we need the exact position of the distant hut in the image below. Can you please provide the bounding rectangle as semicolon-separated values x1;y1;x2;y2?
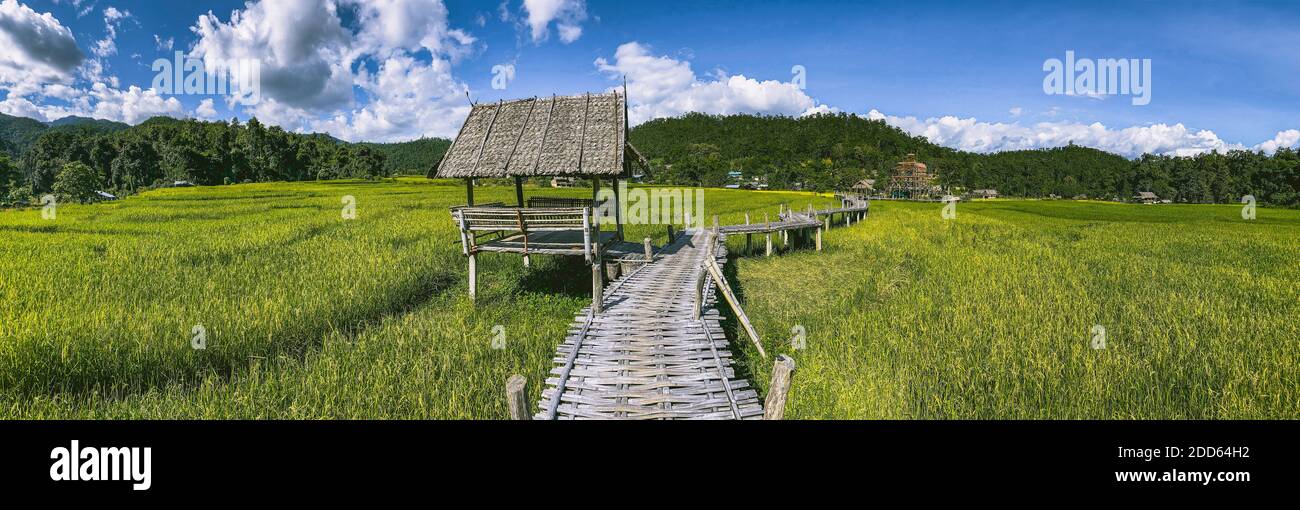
884;154;938;199
852;179;875;192
436;90;649;308
970;189;999;199
1134;191;1158;204
550;176;576;188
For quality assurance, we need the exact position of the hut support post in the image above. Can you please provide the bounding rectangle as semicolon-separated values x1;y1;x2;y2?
613;178;624;241
465;178;475;206
468;252;478;301
514;176;524;207
592;251;604;314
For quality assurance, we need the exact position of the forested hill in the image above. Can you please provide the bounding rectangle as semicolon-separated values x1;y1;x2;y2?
361;138;452;176
629;112;1300;206
0;113;129;156
0;111;451;205
3;111;1298;207
0;116;410;205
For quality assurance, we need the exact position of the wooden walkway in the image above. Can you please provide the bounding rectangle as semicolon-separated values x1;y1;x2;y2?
536;229;764;420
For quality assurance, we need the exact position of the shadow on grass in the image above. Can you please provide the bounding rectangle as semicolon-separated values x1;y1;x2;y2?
2;267;460;403
515;255;594;299
718;242;761;398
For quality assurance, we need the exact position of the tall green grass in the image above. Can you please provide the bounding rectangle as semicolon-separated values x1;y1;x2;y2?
2;182;1294;418
735;200;1299;419
1;179;834;417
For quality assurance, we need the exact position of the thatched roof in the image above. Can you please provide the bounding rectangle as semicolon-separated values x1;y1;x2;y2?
436;92;646;178
1136;191;1158;199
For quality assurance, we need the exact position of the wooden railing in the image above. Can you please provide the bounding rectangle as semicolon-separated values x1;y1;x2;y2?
526;196;607;209
452;206;597;261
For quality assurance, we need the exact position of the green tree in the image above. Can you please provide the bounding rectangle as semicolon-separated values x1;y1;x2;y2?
0;152;18;198
110;138;162;191
52;161;101;204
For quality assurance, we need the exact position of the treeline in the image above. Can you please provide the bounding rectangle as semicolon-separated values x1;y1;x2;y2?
360;137;452;176
1;116;393;205
629;112;1300;206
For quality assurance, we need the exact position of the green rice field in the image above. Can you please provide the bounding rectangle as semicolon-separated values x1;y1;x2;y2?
0;178;1295;418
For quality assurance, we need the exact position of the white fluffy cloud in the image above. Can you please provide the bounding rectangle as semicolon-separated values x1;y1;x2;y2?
595;42;829;124
186;0;474;141
309;55;469;142
865;109;1270;158
0;0;85;89
350;0;477;58
191;0;353;111
91;6;130;58
88;83;185;124
522;0;586;43
194;98;219;120
1252;129;1300;154
0;93;47;120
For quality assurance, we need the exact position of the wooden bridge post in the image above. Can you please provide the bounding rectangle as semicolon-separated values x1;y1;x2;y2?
764;213;772;257
763;355;796;420
824;216;830;231
744;213;752;255
506;375;529;420
667;224;675;242
644;237;653;262
815;226;822;251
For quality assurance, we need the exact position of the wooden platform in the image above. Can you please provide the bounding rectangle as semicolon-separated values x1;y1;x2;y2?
536;229;763;420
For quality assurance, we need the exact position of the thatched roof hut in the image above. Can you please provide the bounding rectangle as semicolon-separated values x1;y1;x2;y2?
441;91;651;307
436;92;647;179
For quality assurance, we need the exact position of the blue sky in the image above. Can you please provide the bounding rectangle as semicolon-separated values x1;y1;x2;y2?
1;0;1297;156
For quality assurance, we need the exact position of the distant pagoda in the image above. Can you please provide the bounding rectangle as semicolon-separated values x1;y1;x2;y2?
884;154;939;199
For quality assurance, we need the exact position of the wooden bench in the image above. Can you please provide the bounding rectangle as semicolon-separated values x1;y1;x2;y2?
453;206;605;261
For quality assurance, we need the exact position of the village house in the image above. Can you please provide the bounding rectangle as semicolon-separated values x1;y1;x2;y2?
1135;191;1158;204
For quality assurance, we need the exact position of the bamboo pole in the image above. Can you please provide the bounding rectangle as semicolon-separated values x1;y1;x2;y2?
704;258;766;358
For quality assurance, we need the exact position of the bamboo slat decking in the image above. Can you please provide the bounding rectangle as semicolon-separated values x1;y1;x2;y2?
537;229;764;420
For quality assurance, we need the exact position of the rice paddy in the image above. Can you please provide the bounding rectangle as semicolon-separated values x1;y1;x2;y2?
1;179;1295;418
